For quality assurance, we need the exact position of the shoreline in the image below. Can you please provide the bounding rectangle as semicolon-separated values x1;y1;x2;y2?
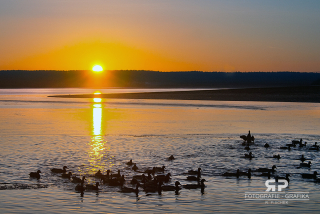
49;86;320;103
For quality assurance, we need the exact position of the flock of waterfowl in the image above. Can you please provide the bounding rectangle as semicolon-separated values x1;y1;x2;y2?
29;130;320;196
222;130;320;184
29;158;206;196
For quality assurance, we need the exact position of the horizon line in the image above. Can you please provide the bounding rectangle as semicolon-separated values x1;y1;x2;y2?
0;70;320;73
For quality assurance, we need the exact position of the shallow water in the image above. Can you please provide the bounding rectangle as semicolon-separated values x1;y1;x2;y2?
0;88;320;213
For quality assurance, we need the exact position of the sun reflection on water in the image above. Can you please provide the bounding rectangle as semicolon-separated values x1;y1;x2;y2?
86;95;114;176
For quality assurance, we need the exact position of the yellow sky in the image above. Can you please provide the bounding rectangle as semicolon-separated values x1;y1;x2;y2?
0;0;319;72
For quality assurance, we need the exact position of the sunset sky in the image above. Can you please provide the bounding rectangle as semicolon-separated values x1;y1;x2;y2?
0;0;319;72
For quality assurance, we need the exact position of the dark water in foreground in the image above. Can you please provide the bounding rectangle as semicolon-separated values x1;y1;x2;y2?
0;88;320;213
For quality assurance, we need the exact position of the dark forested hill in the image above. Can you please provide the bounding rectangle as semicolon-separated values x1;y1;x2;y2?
0;70;319;88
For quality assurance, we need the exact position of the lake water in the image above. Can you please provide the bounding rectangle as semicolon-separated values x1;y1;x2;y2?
0;88;320;213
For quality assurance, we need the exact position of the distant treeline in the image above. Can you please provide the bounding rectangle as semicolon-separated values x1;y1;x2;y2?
0;70;320;88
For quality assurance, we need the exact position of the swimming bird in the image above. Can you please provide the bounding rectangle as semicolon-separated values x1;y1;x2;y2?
75;183;85;192
132;174;146;182
126;159;134;166
244;146;250;151
309;145;319;151
29;170;41;179
279;145;291;150
111;170;121;178
143;181;162;195
157;173;171;183
168;155;175;161
300;155;306;162
108;175;125;187
120;183;140;195
258;171;271;179
153;166;165;173
255;165;276;173
72;176;85;183
186;174;200;181
95;170;103;178
286;142;296;147
100;170;111;184
61;172;72;179
301;171;317;179
162;181;181;191
144;168;155;175
299;141;307;148
75;177;86;192
188;168;201;175
222;169;240;178
244;152;254;159
131;178;139;185
292;139;302;146
183;179;206;189
51;166;67;173
240;169;252;179
187;168;201;180
275;174;290;183
132;163;138;171
86;182;99;191
264;143;270;148
273;154;281;160
300;161;311;168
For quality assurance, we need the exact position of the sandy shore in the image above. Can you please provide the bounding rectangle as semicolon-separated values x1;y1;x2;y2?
50;86;320;103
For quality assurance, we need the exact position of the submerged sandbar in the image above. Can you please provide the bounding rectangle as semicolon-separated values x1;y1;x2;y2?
49;86;320;103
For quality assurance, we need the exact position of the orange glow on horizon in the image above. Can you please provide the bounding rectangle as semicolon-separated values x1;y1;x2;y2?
1;41;202;71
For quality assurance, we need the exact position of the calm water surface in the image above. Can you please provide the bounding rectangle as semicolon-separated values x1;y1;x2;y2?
0;88;320;213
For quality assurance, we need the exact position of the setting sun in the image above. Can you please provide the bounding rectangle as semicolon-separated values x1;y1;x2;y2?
92;65;103;72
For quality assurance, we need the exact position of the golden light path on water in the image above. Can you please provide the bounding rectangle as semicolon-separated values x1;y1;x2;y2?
86;93;114;176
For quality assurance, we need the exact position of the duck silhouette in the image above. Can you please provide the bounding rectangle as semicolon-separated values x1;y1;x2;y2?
240;169;252;179
120;183;140;195
279;145;291;150
51;166;67;173
300;155;306;162
153;166;165;173
183;179;206;189
222;169;240;178
244;152;254;159
111;170;121;178
168;155;175;161
95;170;103;178
86;182;99;191
259;171;271;179
72;176;85;183
143;181;162;195
126;159;134;166
273;154;281;160
255;165;276;173
188;168;201;175
29;170;41;179
300;161;311;168
157;173;171;183
132;164;138;171
75;182;85;192
162;181;181;191
301;171;317;179
61;172;72;179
